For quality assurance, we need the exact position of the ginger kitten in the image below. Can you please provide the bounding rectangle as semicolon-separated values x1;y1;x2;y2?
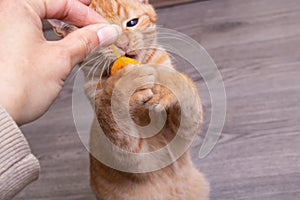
53;0;209;199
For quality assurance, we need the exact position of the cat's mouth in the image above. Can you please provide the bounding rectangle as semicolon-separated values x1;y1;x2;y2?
125;54;136;60
125;51;138;60
112;46;138;60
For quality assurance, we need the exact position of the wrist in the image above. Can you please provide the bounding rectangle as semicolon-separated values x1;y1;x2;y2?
0;101;19;125
0;85;23;125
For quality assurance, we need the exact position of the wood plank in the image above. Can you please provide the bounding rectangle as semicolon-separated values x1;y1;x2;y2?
16;0;300;199
150;0;202;8
185;1;300;199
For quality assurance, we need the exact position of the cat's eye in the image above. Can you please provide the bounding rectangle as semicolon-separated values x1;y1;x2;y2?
126;18;139;27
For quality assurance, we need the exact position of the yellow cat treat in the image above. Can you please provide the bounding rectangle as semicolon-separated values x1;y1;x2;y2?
110;44;140;76
111;56;140;75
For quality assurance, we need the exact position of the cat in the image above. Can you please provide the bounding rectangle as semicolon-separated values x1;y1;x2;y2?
52;0;209;199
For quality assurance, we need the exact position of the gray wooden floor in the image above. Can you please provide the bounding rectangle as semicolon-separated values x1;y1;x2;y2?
17;0;300;199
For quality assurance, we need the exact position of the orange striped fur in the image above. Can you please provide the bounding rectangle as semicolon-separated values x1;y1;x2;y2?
81;0;210;199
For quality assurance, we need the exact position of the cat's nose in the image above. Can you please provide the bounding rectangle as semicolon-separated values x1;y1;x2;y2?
115;34;130;52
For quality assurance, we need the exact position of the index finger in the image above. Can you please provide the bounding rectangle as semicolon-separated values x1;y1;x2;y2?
29;0;107;27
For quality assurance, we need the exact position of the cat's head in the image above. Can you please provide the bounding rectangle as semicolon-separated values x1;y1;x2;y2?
50;0;159;77
90;0;157;62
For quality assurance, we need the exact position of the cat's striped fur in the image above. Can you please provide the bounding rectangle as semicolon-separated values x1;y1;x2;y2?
82;0;209;199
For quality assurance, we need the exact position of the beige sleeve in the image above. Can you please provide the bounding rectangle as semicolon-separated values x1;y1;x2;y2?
0;106;40;200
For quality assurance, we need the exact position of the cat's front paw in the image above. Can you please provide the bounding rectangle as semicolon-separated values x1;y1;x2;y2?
130;88;154;106
103;65;156;107
147;85;178;112
103;65;154;94
128;67;156;107
152;94;177;112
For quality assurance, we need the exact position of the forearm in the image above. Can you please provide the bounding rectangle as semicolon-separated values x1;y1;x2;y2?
0;106;40;200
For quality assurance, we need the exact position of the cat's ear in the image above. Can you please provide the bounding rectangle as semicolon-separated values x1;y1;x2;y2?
48;19;78;38
139;0;149;4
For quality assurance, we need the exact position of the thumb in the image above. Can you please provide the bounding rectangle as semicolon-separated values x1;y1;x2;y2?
58;24;122;67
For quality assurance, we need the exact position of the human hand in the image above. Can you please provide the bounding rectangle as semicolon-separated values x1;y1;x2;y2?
0;0;122;125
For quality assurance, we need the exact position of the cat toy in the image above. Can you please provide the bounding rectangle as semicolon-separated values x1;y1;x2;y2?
110;44;140;76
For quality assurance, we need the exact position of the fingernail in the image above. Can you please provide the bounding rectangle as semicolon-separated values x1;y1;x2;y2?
97;24;122;48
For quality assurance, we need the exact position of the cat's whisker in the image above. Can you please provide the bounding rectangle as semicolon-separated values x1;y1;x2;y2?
94;57;108;74
99;59;111;83
87;59;102;78
98;60;108;80
141;38;183;59
144;31;189;42
71;53;105;80
84;52;108;77
71;58;99;80
91;60;103;81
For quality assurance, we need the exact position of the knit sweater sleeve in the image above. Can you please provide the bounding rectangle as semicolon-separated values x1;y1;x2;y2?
0;106;40;200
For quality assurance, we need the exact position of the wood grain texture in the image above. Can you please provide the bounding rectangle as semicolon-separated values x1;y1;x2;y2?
17;0;300;199
150;0;201;8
